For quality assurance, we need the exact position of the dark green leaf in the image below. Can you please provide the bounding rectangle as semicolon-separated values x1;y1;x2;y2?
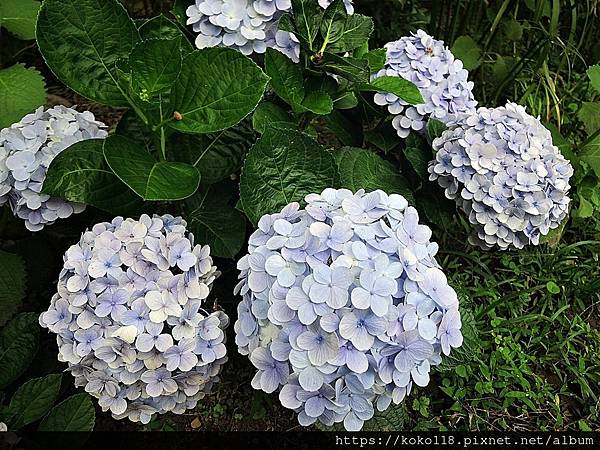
290;0;323;51
0;313;39;389
240;127;337;224
334;147;414;202
404;140;431;180
324;110;363;147
185;182;246;258
253;102;294;134
426;118;447;142
320;0;347;46
503;19;523;41
103;135;200;201
39;394;95;431
169;48;269;134
265;48;305;107
42;139;145;215
0;251;26;327
365;48;386;72
580;135;600;179
544;122;576;163
361;76;424;105
138;14;190;51
0;64;46;129
37;0;139;106
7;374;62;429
451;35;482;71
130;38;182;98
173;121;255;184
301;91;333;115
327;14;374;54
587;65;600;95
437;300;479;371
0;0;40;40
577;102;600;136
365;124;401;153
319;53;369;83
116;110;160;153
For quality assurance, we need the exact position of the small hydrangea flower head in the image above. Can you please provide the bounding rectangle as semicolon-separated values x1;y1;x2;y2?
429;102;574;249
39;215;229;423
0;106;107;231
185;0;354;62
372;30;478;138
234;189;463;431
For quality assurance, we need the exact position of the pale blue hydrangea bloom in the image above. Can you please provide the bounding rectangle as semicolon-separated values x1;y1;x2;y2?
39;215;229;423
372;30;477;138
429;102;574;249
185;0;353;62
0;106;107;231
234;189;463;431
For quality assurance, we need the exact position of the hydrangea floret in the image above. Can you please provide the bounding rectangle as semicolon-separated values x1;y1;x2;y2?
234;189;463;431
429;102;574;249
372;30;478;138
39;215;228;423
0;106;107;231
185;0;354;62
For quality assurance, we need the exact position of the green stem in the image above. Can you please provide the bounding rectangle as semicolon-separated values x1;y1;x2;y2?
152;116;175;132
158;96;167;161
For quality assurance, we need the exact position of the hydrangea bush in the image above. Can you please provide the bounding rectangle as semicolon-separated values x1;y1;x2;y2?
185;0;354;61
372;30;478;138
429;102;574;249
39;214;228;423
234;189;463;430
0;106;107;231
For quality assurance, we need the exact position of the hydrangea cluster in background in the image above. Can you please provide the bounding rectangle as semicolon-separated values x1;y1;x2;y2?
234;189;463;431
0;106;107;231
429;102;574;249
372;30;478;138
39;215;228;423
185;0;353;62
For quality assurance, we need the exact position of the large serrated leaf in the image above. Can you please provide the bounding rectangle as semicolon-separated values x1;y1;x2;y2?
0;313;39;389
0;0;40;39
39;393;95;431
0;250;26;327
7;374;62;429
334;147;414;203
130;38;182;98
0;64;46;129
36;0;139;106
169;48;269;134
361;76;424;106
103;135;200;201
185;182;246;258
240;127;337;225
327;14;374;53
42;138;145;215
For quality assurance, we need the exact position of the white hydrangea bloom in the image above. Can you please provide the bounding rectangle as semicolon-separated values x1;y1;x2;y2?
185;0;354;62
39;215;229;423
429;102;574;249
0;106;107;231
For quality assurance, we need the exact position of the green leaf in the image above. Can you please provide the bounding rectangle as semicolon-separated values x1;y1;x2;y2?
319;53;370;83
0;64;46;129
320;0;347;46
173;121;256;184
301;90;333;115
544;122;576;163
130;38;182;98
361;75;424;106
253;102;293;134
37;0;139;106
0;0;40;39
577;102;600;136
0;251;26;327
365;124;401;153
580;135;600;178
436;300;479;371
265;48;305;107
169;48;269;134
7;374;62;429
324;110;363;147
103;135;200;201
327;14;374;54
334;147;414;202
240;127;337;225
365;48;386;72
42;139;145;215
451;35;482;71
404;136;431;180
0;313;39;389
138;14;189;46
290;0;323;51
587;65;600;95
39;394;95;431
426;119;447;142
503;19;523;41
576;193;594;218
185;182;246;258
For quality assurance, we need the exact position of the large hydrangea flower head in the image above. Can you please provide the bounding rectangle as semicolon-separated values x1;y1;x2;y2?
234;189;463;431
429;102;574;249
372;30;478;138
0;106;107;231
39;215;228;423
185;0;353;62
